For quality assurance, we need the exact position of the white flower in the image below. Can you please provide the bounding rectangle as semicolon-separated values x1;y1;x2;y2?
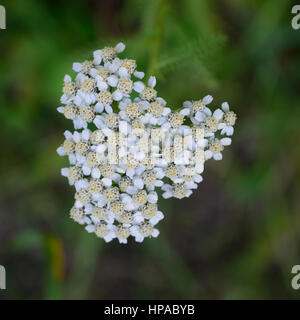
57;43;237;243
93;42;125;65
218;102;237;136
116;225;131;244
88;223;116;242
134;76;158;102
204;137;231;160
184;95;213;118
130;222;160;242
133;204;164;225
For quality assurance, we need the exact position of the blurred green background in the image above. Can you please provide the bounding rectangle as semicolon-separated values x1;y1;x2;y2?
0;0;300;300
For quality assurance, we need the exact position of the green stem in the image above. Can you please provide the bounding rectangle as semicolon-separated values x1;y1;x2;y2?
147;0;168;79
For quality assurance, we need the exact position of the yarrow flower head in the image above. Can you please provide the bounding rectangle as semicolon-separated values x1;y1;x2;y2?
57;43;237;244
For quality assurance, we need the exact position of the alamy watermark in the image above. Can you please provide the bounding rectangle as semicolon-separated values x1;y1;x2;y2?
291;265;300;290
0;5;5;30
292;5;300;30
0;265;5;290
67;126;205;166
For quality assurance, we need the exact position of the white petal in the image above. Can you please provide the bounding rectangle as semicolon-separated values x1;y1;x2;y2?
150;212;164;225
133;81;145;93
73;131;81;143
85;203;93;214
91;168;101;179
97;196;107;207
105;105;113;114
74;95;82;107
97;81;108;91
119;121;130;135
117;238;126;244
95;103;104;113
133;178;144;189
116;166;126;174
102;178;112;187
82;166;91;175
61;168;69;177
162;107;171;116
202;95;213;105
161;184;172;192
126;168;135;179
57;107;64;114
221;137;232;146
104;58;120;73
56;146;66;156
195;111;205;122
69;154;76;165
213;109;224;121
112;173;121;182
105;216;114;225
75;200;83;208
91;215;100;224
133;214;144;224
148;192;158;203
118;67;128;78
180;108;190;116
112;89;123;101
194;174;203;183
148;76;156;88
96;144;107;153
203;108;212;117
64;130;73;139
135;235;144;243
127;186;138;195
155;180;164;187
195;163;204;173
115;42;125;53
89;68;98;77
227;126;234;136
162;122;171;130
162;191;173;199
222;102;229;112
93;50;102;65
72;62;82;72
76;73;86;83
107;75;118;87
218;123;226;130
157;97;167;106
186;190;193;197
205;150;213;159
64;74;72;82
183;101;192;107
139;100;149;111
125;199;136;211
103;234;114;243
151;229;160;238
85;225;95;233
81;129;90;140
134;71;145;79
93;116;104;129
102;127;113;137
213;152;223;161
76;179;88;190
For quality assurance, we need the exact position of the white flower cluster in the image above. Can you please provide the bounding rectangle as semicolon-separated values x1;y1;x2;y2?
57;43;237;244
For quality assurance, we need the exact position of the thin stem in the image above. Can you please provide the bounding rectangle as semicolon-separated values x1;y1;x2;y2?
147;0;168;79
